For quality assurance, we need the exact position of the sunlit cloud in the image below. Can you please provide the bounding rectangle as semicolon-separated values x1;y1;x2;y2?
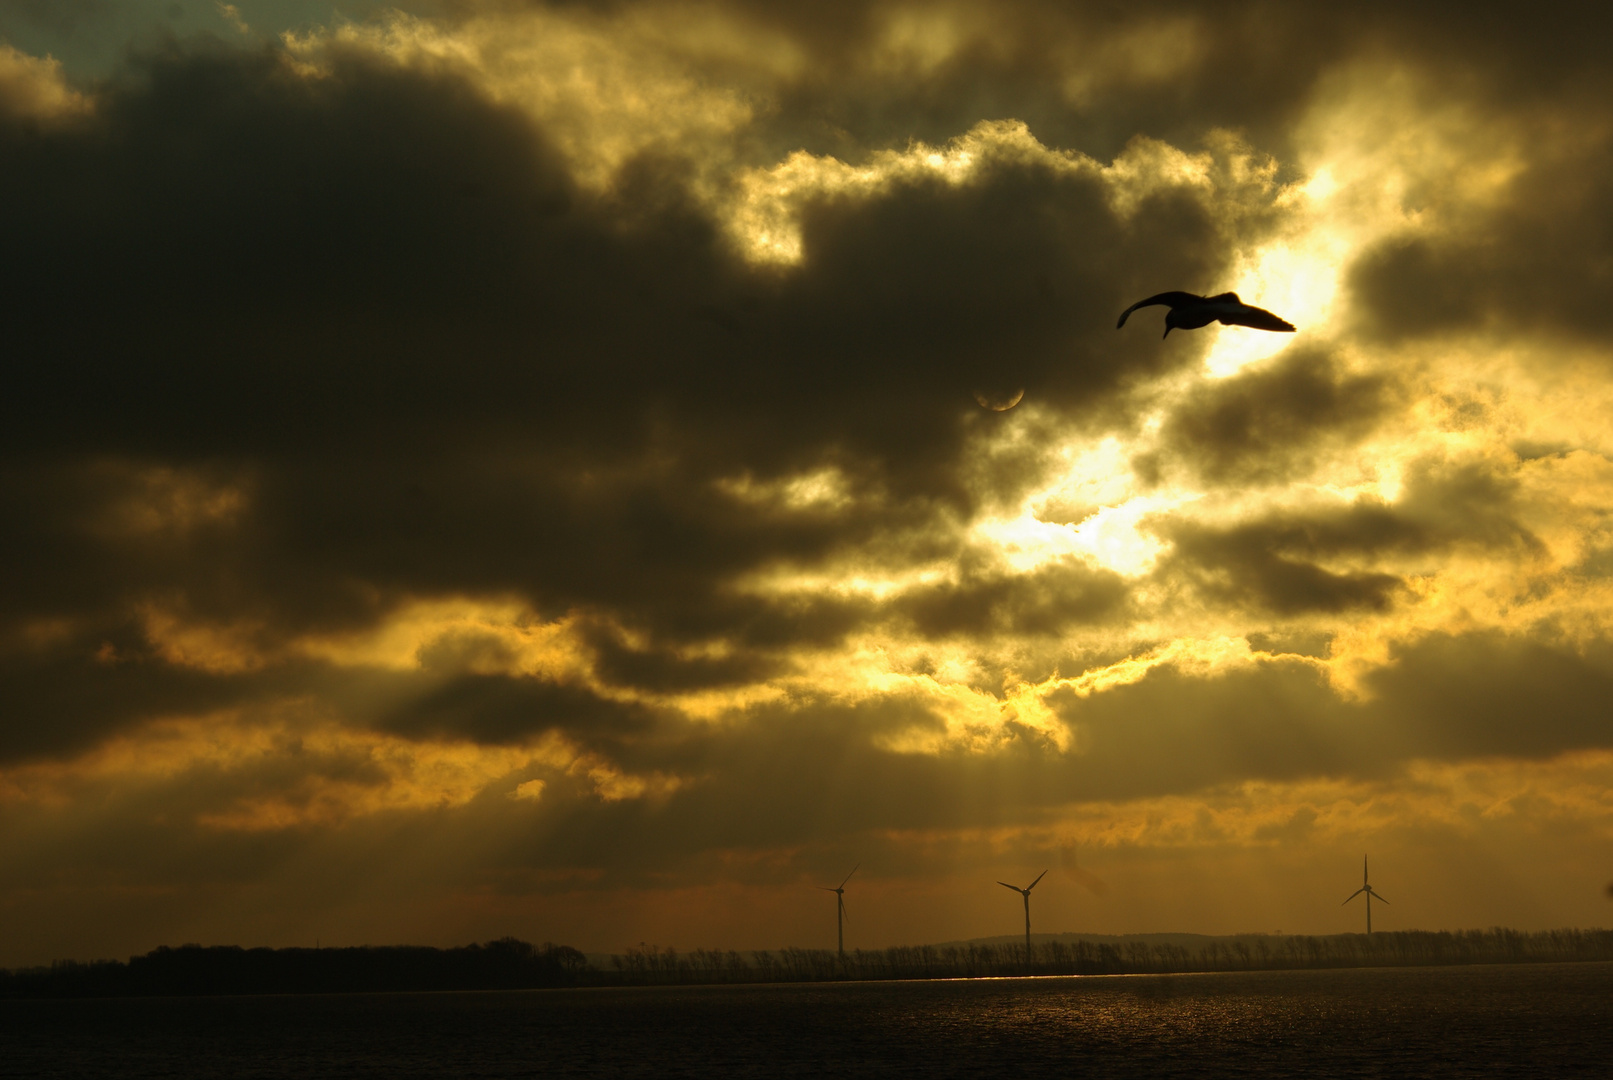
283;5;795;191
0;708;689;829
215;3;252;37
0;44;90;121
724;121;1268;267
296;598;589;680
880;749;1613;854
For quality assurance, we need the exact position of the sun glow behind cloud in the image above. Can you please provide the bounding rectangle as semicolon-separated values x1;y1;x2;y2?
11;17;1605;726
18;29;1613;786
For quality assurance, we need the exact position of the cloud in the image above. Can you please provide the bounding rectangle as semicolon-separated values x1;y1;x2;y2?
0;42;89;121
895;553;1130;638
1346;114;1613;348
371;668;661;746
0;33;1246;682
5;0;1613;962
1160;521;1407;616
1152;346;1393;484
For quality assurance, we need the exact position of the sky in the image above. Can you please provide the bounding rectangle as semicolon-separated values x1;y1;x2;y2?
2;0;1612;967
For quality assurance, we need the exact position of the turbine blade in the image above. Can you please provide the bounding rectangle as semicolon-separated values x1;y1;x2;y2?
839;896;848;922
998;881;1021;892
839;864;859;889
1342;888;1365;904
1027;869;1049;891
1372;891;1390;904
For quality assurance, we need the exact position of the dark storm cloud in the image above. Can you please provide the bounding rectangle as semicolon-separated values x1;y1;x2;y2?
1349;152;1613;348
582;622;786;692
1333;33;1613;348
1153;451;1540;615
0;28;1241;733
1051;632;1613;798
0;3;1580;743
1362;632;1613;760
564;0;1613;174
0;657;691;771
1392;457;1542;554
0;631;659;762
1150;346;1392;484
1161;522;1405;615
0;627;243;760
896;554;1130;638
0;3;1591;684
0;34;1220;467
374;672;657;744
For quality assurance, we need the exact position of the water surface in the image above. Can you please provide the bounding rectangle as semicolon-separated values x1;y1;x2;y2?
4;962;1609;1078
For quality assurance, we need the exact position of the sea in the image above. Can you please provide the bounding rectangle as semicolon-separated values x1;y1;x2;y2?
3;962;1609;1078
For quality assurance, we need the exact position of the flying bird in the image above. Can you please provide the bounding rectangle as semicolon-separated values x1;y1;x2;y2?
1116;291;1297;338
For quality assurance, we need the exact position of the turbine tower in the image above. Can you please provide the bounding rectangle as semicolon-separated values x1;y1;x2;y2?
1342;855;1389;933
998;870;1049;963
819;865;857;958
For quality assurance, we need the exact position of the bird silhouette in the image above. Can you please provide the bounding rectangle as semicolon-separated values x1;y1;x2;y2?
1116;291;1296;338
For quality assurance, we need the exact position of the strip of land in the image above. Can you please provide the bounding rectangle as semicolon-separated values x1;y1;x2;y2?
5;929;1610;997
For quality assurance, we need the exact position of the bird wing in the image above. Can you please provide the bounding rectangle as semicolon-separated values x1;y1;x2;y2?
1116;291;1204;328
1217;303;1296;332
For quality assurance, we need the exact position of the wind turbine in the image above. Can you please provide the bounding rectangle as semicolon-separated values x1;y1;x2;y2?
998;870;1049;963
1342;855;1389;933
819;865;857;958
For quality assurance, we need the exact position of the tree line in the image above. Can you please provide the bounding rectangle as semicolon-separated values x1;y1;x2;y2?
605;927;1613;984
0;938;587;998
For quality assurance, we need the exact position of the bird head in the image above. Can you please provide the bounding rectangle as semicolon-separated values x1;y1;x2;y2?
1162;309;1181;338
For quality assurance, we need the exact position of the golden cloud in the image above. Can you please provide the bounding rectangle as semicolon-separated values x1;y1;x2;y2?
0;44;89;122
877;749;1613;855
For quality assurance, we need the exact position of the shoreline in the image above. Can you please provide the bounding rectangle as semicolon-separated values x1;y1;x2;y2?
6;927;1611;998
